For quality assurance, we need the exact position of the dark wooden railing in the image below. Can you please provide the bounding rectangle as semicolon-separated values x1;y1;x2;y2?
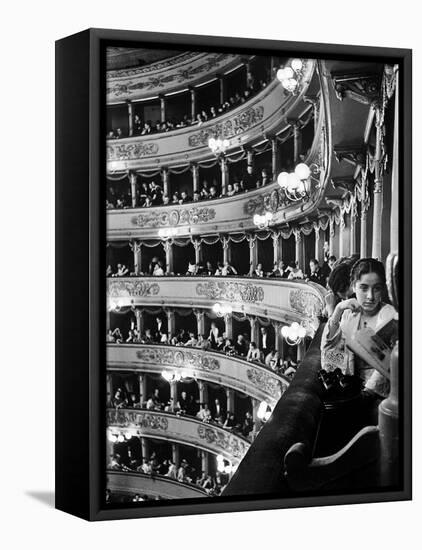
223;324;325;496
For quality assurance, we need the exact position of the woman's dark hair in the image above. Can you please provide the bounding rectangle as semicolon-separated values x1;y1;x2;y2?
350;258;386;286
328;262;352;295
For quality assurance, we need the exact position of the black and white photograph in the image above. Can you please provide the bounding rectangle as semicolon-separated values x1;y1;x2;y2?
104;43;404;507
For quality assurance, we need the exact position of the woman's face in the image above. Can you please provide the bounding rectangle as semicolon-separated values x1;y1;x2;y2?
353;272;384;315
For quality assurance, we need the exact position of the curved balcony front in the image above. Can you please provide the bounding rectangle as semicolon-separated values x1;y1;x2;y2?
106;62;316;173
107;409;250;464
107;343;289;407
107;52;245;104
107;276;326;336
107;471;207;499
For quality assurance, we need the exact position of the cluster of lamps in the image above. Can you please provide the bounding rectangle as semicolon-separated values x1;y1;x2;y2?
281;322;307;346
276;59;304;94
216;454;236;475
277;162;318;202
253;212;273;229
161;370;190;382
208;137;230;155
212;302;233;317
108;430;136;443
257;401;272;422
158;227;178;239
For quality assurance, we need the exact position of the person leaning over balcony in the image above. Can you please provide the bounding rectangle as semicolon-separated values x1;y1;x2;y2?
225;183;235;197
222;261;238;276
106;329;115;343
253;263;265;277
165;461;177;479
199;180;210;199
287;261;304;280
153;260;165;276
214;262;224;276
321;258;398;416
179;190;192;204
111;328;123;343
232;181;243;195
223;338;236;355
265;349;280;371
197;403;212;423
247;341;263;362
184;332;198;347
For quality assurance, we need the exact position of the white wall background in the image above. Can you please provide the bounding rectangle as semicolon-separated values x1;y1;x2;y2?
0;1;419;547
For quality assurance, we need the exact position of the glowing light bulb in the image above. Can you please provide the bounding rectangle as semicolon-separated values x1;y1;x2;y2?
295;163;311;180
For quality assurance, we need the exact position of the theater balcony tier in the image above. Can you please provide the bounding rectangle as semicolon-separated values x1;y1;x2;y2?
106;103;327;240
107;344;289;408
107;409;250;465
107;277;326;336
107;471;207;499
107;52;250;104
106;61;316;173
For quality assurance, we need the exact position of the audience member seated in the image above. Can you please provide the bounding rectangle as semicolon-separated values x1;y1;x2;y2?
253;263;264;277
197;403;212;422
286;261;304;280
246;341;263;362
265;349;279;371
234;334;248;356
306;259;326;285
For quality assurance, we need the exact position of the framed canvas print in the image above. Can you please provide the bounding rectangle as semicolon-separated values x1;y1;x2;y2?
55;28;412;521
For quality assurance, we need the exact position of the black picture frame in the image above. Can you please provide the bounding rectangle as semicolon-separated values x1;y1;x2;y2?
55;28;412;521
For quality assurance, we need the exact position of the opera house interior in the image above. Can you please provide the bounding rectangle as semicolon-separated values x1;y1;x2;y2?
104;46;400;505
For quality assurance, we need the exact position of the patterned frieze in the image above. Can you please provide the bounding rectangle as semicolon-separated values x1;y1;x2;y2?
107;408;250;463
136;347;220;372
188;105;264;147
132;207;216;228
106;53;240;102
107;344;289;406
196;280;264;303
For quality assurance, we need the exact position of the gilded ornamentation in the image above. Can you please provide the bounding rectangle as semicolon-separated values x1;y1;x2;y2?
107;409;169;431
132;207;216;228
244;188;289;216
289;289;324;318
107;280;160;298
196;281;264;303
106;53;238;98
107;142;159;161
246;368;284;399
197;425;249;460
136;347;220;371
188;106;264;147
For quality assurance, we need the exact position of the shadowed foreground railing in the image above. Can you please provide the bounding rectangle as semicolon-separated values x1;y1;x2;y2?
107;471;207;499
223;324;325;496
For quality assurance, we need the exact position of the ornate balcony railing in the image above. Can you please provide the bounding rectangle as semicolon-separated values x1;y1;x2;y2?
107;470;207;500
107;276;326;337
106;61;316;173
107;52;244;104
107;343;289;407
107;409;250;464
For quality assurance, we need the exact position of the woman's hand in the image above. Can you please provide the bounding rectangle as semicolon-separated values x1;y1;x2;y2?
331;298;361;324
338;298;362;313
